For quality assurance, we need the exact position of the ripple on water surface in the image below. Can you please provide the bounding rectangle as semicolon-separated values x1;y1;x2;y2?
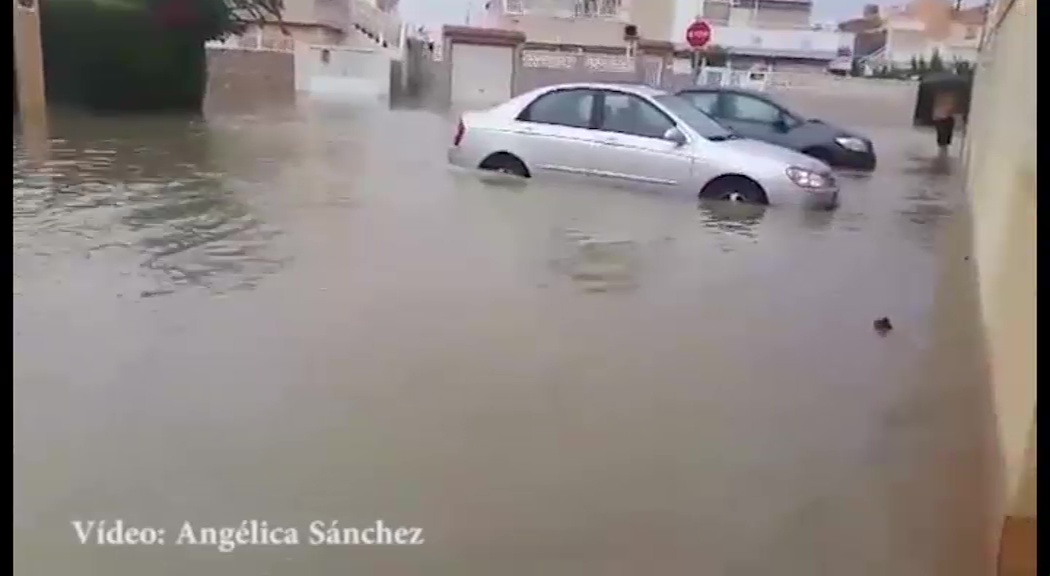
14;118;289;296
13;105;987;576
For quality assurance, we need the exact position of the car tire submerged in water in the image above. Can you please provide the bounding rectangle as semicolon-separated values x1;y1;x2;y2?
479;153;530;178
700;175;768;205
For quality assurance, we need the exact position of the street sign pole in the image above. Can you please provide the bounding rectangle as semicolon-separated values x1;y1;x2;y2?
685;18;712;83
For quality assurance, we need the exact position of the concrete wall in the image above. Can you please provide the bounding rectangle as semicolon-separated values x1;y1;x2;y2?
630;0;676;43
280;0;318;24
963;0;1037;525
295;44;393;101
205;47;296;106
516;50;642;93
394;38;440;104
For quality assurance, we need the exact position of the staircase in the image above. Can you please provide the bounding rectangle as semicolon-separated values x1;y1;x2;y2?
345;0;405;57
857;45;888;68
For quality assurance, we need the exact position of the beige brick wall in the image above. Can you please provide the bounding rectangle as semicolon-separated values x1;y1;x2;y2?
205;49;296;107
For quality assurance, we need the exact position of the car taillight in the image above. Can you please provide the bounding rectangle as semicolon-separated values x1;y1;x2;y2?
453;120;465;147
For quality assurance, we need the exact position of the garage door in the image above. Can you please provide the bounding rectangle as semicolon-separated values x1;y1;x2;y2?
450;43;514;106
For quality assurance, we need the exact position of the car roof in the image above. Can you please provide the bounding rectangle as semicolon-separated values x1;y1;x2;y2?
529;82;669;98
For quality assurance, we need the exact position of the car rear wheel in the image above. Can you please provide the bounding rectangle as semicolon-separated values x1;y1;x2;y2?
479;153;530;178
700;176;768;205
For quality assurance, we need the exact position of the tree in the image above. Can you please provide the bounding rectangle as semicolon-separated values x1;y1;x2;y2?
217;0;286;37
141;0;286;40
850;58;863;77
928;49;945;72
39;0;289;112
952;59;975;77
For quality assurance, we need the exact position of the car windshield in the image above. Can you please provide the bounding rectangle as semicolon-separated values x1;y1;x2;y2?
653;95;737;141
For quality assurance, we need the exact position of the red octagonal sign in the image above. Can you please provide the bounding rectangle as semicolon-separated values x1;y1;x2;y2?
686;20;712;49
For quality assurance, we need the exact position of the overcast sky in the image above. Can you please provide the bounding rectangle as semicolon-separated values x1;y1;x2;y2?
399;0;983;31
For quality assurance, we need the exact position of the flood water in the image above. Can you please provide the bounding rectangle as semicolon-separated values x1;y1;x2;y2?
14;102;997;575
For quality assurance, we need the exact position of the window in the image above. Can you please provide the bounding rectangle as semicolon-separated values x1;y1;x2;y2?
653;95;734;140
722;93;782;124
598;92;674;139
679;92;720;116
575;0;621;17
519;89;596;129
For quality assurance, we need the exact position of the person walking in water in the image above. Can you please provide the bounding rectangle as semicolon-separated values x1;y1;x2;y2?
932;90;959;157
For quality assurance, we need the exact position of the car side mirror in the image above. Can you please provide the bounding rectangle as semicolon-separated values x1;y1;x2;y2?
663;127;687;147
772;117;791;133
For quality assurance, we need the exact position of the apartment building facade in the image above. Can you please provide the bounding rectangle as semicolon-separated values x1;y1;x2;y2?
483;0;676;46
693;0;853;71
698;0;814;29
212;0;403;51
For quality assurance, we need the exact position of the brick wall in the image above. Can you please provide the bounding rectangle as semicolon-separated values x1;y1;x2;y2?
205;48;296;108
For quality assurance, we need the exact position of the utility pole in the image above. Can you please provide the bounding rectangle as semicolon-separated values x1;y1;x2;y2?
13;0;49;160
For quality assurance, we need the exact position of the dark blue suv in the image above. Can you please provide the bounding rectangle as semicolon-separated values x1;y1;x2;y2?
676;87;877;171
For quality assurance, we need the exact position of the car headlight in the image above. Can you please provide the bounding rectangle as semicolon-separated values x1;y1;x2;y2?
835;136;868;153
786;166;834;189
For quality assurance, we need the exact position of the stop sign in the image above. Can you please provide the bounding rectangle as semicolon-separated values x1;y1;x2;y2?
685;20;712;49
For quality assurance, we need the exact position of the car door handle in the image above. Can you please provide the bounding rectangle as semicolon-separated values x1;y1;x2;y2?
599;137;623;147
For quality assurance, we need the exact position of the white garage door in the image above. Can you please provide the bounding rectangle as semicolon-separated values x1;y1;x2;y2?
450;44;514;107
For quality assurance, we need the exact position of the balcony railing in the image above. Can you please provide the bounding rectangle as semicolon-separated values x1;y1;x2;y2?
706;25;851;57
502;0;623;19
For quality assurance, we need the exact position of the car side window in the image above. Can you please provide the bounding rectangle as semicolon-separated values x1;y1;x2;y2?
518;89;596;129
681;92;720;116
722;94;782;124
598;92;674;139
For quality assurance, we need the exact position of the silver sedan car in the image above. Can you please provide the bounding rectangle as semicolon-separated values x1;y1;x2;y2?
448;83;839;208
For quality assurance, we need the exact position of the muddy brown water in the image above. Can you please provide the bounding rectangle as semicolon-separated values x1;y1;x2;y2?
14;102;997;575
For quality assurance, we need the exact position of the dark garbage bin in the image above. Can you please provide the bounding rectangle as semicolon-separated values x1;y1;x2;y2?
913;71;974;127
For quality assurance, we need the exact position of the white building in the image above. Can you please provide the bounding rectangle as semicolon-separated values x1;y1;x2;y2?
691;0;854;70
839;1;986;69
483;0;677;46
879;3;984;65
